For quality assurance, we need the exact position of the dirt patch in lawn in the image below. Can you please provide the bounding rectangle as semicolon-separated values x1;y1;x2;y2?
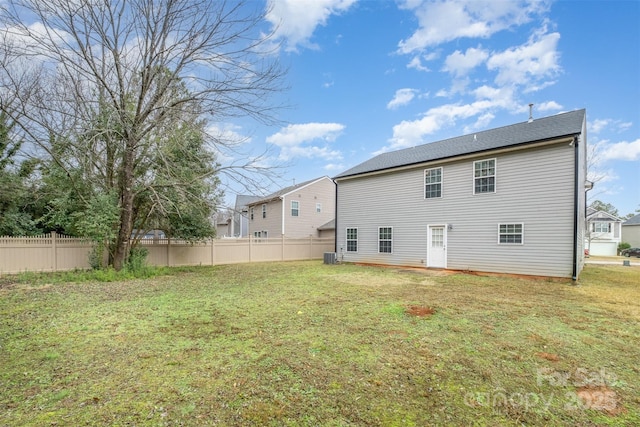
405;305;436;317
575;385;625;416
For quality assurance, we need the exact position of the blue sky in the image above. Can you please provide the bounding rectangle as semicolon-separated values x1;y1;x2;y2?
224;0;639;217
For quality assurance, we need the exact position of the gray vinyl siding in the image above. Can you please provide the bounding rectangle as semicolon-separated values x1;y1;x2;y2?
336;141;577;277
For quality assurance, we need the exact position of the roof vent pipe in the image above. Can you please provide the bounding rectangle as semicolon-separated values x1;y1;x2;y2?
528;103;534;123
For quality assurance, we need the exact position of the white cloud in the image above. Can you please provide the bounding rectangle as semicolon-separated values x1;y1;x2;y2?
537;101;563;111
589;118;634;134
443;47;488;76
266;122;345;161
265;0;358;52
407;55;431;72
486;29;561;87
387;88;418;110
397;0;548;54
601;138;640;162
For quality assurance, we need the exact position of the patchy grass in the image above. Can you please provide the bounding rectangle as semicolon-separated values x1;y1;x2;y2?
0;262;638;426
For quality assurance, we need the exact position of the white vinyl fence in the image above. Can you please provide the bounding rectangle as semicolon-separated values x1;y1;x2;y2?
0;232;335;274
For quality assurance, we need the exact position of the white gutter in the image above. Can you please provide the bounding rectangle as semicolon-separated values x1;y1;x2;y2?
280;195;285;236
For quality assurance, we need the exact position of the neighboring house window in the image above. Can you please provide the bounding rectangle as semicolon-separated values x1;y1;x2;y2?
346;228;358;252
593;222;611;233
474;159;496;194
424;167;442;198
262;230;268;238
291;201;299;217
254;231;261;238
378;227;392;253
498;224;523;244
316;203;322;213
250;207;254;220
262;204;266;218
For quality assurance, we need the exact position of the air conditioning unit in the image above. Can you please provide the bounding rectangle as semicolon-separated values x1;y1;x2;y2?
323;252;337;264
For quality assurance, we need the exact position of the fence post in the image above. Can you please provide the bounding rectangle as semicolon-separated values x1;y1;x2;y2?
167;237;171;267
249;235;253;262
52;231;58;272
210;238;215;266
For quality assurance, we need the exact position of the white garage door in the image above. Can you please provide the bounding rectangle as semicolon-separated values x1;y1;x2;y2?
587;241;618;256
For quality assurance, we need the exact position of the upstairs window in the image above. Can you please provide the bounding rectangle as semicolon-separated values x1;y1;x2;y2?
499;223;523;244
378;227;392;253
346;228;358;252
291;201;299;217
425;167;442;198
250;207;254;220
474;159;496;194
262;204;266;219
316;203;322;213
593;222;611;233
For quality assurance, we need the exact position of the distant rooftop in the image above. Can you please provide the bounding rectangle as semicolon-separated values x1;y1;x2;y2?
335;109;586;179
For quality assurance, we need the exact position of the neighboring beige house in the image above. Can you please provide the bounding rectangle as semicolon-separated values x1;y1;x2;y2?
585;207;623;256
247;176;336;238
622;213;640;247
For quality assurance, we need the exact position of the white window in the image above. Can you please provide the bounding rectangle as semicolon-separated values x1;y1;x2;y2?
291;201;299;217
498;224;523;244
346;228;358;252
474;159;496;194
593;222;611;233
316;203;322;213
262;204;266;219
250;207;254;220
378;227;392;253
425;167;442;198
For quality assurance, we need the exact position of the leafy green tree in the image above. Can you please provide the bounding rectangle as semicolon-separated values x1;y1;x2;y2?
2;0;285;269
589;200;620;218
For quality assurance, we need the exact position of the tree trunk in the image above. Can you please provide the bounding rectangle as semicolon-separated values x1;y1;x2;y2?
113;145;135;271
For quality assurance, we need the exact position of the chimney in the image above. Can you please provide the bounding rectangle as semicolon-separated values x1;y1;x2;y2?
528;103;534;122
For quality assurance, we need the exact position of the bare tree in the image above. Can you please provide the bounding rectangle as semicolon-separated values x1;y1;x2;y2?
1;0;286;269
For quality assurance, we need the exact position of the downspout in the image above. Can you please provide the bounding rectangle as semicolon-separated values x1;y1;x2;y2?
280;195;285;236
571;135;579;281
334;179;338;253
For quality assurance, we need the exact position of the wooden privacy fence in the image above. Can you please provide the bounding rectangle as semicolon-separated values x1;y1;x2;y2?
0;232;335;274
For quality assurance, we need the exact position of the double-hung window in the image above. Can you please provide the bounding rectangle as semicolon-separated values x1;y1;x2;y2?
346;228;358;252
593;222;610;233
425;167;442;198
250;207;254;220
291;201;299;217
474;159;496;194
262;204;266;219
498;224;523;244
378;227;392;253
316;203;322;213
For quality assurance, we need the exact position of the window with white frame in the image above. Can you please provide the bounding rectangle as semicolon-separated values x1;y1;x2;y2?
346;228;358;252
474;159;496;194
498;224;523;244
592;222;611;233
291;200;299;217
378;227;392;253
425;167;442;198
250;207;254;220
316;203;322;213
262;204;266;218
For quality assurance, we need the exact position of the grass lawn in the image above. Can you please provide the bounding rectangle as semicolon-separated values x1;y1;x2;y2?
1;262;638;426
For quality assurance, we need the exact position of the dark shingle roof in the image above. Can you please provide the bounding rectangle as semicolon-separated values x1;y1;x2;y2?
247;176;328;206
334;109;586;179
623;213;640;226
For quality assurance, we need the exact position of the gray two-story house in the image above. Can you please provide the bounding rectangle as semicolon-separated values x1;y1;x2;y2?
334;109;587;279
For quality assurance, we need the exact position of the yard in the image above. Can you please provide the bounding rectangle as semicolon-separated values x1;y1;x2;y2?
1;262;638;426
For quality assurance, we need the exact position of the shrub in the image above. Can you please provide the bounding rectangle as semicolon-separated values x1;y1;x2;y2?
618;242;631;255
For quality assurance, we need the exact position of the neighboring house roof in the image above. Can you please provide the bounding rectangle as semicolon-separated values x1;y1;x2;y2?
234;195;261;212
623;213;640;226
334;109;586;179
247;176;332;206
586;210;623;222
318;219;335;231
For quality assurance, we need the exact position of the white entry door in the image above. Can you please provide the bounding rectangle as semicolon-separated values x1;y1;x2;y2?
428;225;447;268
